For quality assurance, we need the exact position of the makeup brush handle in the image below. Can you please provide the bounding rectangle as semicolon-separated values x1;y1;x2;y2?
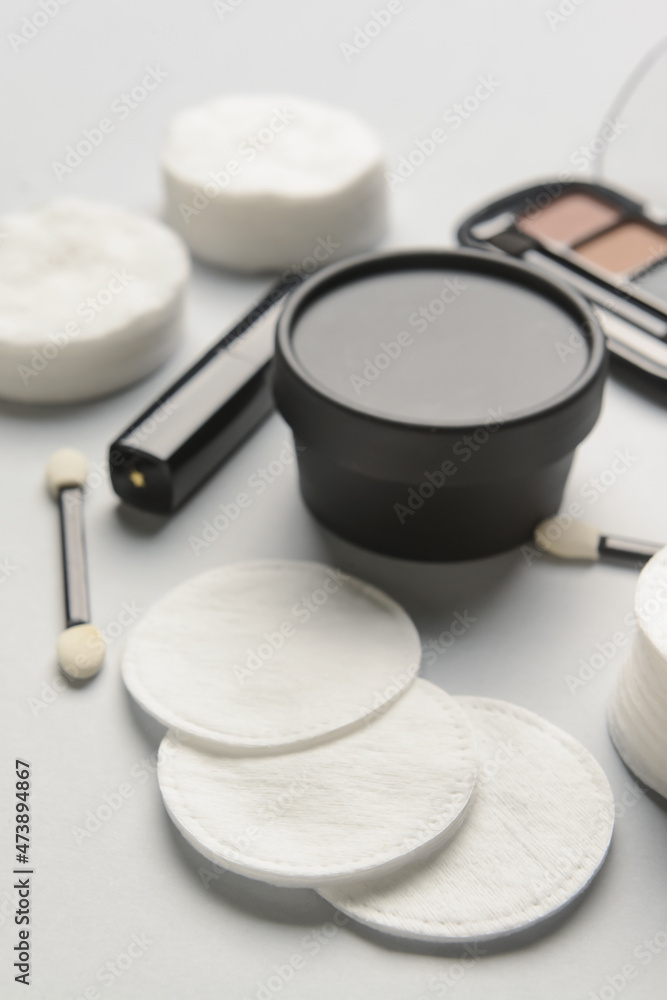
59;486;91;627
599;535;663;566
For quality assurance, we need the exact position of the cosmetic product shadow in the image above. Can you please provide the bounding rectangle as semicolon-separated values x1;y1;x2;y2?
0;365;174;420
612;755;667;813
123;685;168;747
340;833;616;957
324;892;585;958
57;659;105;690
322;849;615;958
609;353;667;410
0;397;107;422
123;688;334;928
314;521;525;632
189;255;275;288
164;822;332;928
644;786;667;812
113;501;170;537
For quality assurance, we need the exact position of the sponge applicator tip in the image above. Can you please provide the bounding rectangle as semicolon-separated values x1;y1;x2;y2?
46;448;89;498
57;624;106;680
534;518;601;561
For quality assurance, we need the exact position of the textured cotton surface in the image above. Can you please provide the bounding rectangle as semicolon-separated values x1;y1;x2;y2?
162;94;387;271
122;560;421;750
608;546;667;798
158;680;477;886
320;697;614;942
0;198;189;402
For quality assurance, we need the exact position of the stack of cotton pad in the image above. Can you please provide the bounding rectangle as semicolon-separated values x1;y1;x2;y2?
122;559;614;943
609;546;667;799
123;561;477;884
162;94;388;272
0;198;189;403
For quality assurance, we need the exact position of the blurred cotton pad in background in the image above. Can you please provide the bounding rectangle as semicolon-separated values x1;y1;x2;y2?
321;698;614;943
0;198;189;403
157;680;478;887
162;94;388;272
122;560;421;751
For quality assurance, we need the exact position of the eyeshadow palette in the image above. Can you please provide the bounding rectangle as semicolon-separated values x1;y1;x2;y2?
458;180;667;380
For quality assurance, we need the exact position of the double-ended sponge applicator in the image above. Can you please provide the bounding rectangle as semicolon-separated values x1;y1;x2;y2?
534;518;662;567
45;448;105;679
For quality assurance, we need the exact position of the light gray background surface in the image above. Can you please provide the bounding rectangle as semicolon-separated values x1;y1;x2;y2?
1;1;667;997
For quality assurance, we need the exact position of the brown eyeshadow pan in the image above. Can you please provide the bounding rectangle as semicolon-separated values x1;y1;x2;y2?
575;221;667;276
517;191;622;245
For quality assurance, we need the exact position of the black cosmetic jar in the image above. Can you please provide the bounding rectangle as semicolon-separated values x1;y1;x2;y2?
272;249;607;560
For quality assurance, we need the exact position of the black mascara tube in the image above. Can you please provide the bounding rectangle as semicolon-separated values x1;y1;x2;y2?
109;273;303;514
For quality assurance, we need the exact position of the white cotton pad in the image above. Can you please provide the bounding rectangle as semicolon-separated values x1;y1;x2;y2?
320;697;614;943
122;560;421;751
157;680;478;887
0;198;189;403
608;547;667;798
162;94;387;272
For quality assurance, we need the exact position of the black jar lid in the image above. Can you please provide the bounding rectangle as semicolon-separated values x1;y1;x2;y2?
273;249;607;484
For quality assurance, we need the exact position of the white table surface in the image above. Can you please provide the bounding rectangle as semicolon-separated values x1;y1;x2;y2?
1;1;666;997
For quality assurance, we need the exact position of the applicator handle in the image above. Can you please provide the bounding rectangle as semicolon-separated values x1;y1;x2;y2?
599;535;662;566
59;486;91;627
108;272;303;515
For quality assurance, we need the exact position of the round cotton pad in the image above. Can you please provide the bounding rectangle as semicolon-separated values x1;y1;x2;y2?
122;560;421;751
608;547;667;798
320;697;614;943
0;198;189;403
157;680;478;887
162;94;387;272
